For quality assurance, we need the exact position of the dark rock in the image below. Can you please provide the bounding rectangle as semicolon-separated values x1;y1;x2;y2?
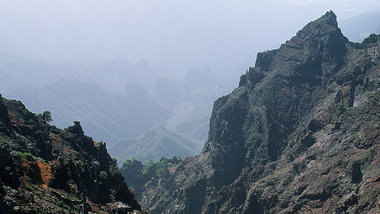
307;119;324;132
0;96;143;213
122;11;380;214
351;161;362;183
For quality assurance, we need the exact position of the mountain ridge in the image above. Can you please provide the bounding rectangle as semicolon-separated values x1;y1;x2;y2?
110;124;197;163
121;11;380;213
0;95;144;213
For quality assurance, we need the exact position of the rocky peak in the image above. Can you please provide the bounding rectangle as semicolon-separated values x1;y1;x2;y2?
67;121;84;136
207;12;352;177
254;11;348;77
296;10;339;37
123;12;380;214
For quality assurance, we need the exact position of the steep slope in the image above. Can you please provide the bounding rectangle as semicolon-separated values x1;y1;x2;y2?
0;95;143;213
110;124;197;163
121;11;380;213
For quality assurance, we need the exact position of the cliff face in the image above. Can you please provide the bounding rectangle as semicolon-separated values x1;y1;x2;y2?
0;96;143;213
122;11;380;213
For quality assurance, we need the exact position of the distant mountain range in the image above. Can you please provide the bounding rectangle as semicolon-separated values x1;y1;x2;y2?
109;124;198;163
340;12;380;42
1;60;232;162
1;11;379;163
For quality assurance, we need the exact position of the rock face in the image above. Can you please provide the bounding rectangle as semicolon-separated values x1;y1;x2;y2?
121;11;380;213
0;97;143;213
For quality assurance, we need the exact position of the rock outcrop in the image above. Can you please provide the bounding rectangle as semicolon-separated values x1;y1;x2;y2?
0;97;143;213
121;11;380;213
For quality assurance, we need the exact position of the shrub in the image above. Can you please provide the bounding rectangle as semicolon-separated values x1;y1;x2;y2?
55;200;63;207
156;157;169;177
50;125;59;134
25;184;34;191
74;160;85;170
74;160;85;178
63;204;71;211
42;111;52;123
142;159;155;175
335;104;345;116
19;152;34;160
112;157;118;165
99;171;108;181
22;109;29;117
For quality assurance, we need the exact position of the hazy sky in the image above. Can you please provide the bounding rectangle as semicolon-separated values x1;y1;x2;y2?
0;0;379;75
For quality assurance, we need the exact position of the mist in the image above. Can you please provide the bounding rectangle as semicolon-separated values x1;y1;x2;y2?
1;0;379;161
1;1;379;73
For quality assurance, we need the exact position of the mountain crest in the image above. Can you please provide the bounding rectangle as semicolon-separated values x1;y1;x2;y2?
125;12;380;214
251;11;348;89
298;10;339;34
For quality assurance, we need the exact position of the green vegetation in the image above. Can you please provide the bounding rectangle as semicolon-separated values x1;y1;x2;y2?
138;157;173;179
300;198;308;205
55;200;63;207
55;200;70;211
142;160;155;175
74;160;85;178
335;104;345;116
0;137;9;144
19;152;34;160
22;109;29;117
155;157;170;177
328;114;333;123
99;171;108;180
42;110;52;123
25;184;34;191
50;125;59;134
66;195;82;203
112;157;118;165
110;124;197;163
63;204;71;211
74;160;85;171
168;203;174;210
30;184;40;190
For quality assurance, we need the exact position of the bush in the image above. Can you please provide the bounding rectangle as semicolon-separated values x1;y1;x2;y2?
335;104;345;116
156;157;169;177
142;160;155;175
99;171;108;180
63;204;71;211
112;157;118;165
22;109;29;117
25;185;34;191
55;200;63;207
19;152;34;160
74;160;85;178
42;111;52;123
74;160;85;171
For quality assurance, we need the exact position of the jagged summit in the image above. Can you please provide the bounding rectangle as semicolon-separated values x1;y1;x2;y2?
250;11;349;89
318;10;338;26
298;10;340;34
121;12;380;214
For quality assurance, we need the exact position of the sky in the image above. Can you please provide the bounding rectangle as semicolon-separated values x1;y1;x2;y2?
0;0;379;76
